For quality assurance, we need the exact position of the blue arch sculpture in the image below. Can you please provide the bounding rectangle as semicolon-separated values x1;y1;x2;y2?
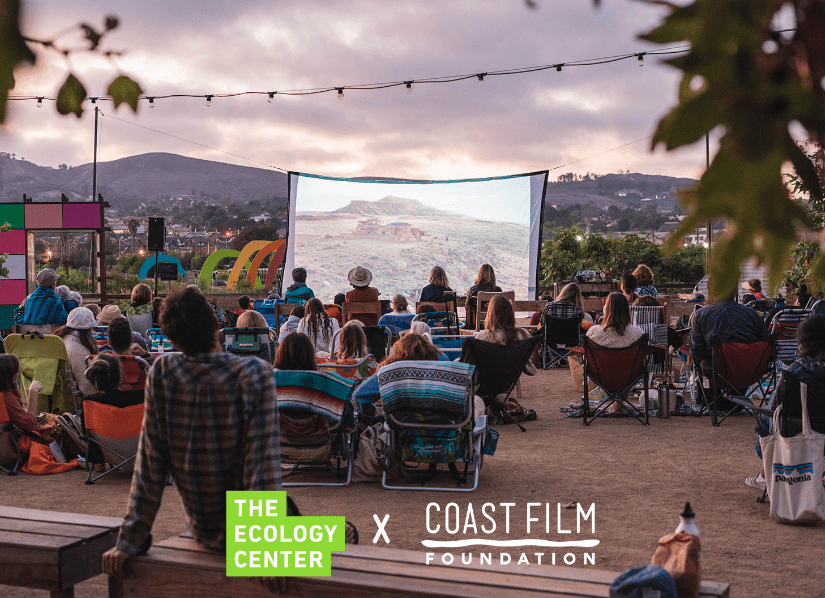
138;254;186;280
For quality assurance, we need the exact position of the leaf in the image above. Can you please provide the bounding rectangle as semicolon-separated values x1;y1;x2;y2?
0;0;36;124
81;24;101;50
107;75;143;112
56;74;86;118
104;16;119;31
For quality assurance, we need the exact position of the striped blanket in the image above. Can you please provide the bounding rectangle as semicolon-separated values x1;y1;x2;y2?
378;361;474;418
274;370;355;422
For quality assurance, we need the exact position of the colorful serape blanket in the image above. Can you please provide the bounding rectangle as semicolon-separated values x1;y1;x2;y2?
317;355;378;382
275;370;355;422
378;361;474;419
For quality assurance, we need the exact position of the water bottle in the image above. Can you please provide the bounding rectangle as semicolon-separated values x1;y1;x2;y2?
674;502;700;537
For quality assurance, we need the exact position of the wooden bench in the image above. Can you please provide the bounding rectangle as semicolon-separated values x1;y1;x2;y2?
0;506;122;598
113;535;729;598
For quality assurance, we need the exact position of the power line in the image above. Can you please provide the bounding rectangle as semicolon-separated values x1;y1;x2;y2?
548;136;653;171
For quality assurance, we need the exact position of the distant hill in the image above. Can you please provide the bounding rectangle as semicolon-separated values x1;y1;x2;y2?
0;152;288;208
330;195;455;218
544;172;697;210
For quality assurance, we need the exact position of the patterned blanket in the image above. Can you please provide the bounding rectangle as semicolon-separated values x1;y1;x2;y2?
275;370;355;422
378;361;474;418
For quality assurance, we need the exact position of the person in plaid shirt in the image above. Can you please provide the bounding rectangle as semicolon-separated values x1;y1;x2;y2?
19;269;67;326
102;287;281;579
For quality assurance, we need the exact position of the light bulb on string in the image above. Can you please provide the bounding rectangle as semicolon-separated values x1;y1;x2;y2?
267;92;275;103
36;97;43;108
337;88;344;99
476;73;486;85
636;53;645;66
205;95;213;107
148;97;155;108
405;81;412;94
555;64;563;72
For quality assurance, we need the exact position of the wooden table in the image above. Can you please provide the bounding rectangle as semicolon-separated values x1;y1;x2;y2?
0;506;122;598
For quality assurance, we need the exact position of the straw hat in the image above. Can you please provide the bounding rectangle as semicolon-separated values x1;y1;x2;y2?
97;304;122;326
347;266;372;288
66;307;96;330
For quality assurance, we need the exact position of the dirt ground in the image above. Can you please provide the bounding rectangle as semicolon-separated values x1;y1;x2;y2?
2;367;823;598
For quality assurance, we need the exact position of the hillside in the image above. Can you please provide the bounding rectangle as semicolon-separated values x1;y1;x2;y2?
0;153;288;208
544;172;697;210
330;196;455;218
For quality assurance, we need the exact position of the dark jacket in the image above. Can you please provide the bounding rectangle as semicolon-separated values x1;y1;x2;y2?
689;299;768;362
420;284;452;304
773;358;825;436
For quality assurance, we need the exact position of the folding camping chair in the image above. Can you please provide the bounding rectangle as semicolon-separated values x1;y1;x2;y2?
253;299;281;328
460;335;541;432
412;311;463;335
317;355;378;384
223;326;278;363
377;313;416;337
416;292;460;333
630;304;669;384
0;400;25;475
541;312;583;369
475;291;515;330
769;307;811;365
5;333;71;414
125;311;153;340
147;328;177;354
701;336;777;426
274;370;357;486
581;334;650;426
116;355;148;391
82;400;145;484
378;360;487;492
363;326;392;362
342;301;382;326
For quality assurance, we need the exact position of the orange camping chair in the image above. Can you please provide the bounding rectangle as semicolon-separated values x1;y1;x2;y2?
117;355;147;391
82;400;144;484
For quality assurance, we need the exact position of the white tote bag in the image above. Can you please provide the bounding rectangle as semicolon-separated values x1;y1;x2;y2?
760;382;825;524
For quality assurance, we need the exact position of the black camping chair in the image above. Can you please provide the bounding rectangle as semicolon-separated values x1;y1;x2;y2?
541;312;583;369
223;327;278;362
581;334;649;426
363;326;393;362
460;335;541;432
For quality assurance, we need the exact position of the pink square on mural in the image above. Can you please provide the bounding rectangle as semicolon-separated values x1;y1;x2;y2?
0;229;25;253
63;203;102;229
0;279;27;304
25;203;63;229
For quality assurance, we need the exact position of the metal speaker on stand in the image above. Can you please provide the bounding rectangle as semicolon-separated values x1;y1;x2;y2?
147;217;166;252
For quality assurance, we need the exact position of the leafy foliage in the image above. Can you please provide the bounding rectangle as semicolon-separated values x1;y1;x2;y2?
640;0;825;298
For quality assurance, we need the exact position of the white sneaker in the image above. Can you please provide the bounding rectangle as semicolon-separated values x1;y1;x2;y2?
745;473;766;490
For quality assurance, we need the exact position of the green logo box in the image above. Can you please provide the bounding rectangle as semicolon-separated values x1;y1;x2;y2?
226;490;345;577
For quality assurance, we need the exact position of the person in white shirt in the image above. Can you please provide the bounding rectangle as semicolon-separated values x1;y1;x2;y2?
296;298;340;355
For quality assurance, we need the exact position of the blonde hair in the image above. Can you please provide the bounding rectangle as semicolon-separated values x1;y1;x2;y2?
237;310;268;328
632;264;654;286
337;321;369;360
392;295;408;312
556;283;583;308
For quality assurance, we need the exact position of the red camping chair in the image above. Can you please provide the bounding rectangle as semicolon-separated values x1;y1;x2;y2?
117;355;148;391
0;400;25;475
82;400;145;484
582;334;649;426
704;337;777;426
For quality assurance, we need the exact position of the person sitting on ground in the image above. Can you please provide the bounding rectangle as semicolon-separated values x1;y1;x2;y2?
279;305;305;341
530;294;552;326
273;332;317;371
106;317;151;373
102;286;288;581
748;278;767;301
344;266;380;326
332;320;368;361
465;263;503;330
123;283;154;338
234;295;252;315
378;295;415;336
19;269;67;326
621;273;639;305
0;354;50;439
419;266;453;303
633;264;659;298
55;307;99;397
475;295;538;375
688;286;768;376
543;282;594;330
745;315;825;491
283;267;315;305
297;297;340;354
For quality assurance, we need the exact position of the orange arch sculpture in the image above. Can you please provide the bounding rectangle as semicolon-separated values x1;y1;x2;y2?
246;240;287;289
226;239;287;291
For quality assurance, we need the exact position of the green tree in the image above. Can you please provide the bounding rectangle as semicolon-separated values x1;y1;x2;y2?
127;218;139;253
232;224;280;251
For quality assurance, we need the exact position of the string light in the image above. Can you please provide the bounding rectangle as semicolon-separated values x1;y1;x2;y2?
148;96;155;108
476;73;486;85
555;64;563;72
205;95;213;107
36;97;43;107
336;87;344;99
267;91;275;102
405;81;413;94
636;52;645;66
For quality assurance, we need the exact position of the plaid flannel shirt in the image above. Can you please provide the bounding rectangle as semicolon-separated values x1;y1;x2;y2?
116;351;280;555
20;286;67;325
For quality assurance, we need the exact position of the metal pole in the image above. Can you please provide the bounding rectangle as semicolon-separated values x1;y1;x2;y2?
155;251;159;296
706;132;711;271
93;107;98;207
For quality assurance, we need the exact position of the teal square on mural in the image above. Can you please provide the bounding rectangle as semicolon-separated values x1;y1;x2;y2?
0;305;15;330
0;204;25;229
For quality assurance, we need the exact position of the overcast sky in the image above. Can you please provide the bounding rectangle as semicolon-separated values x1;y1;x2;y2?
3;0;712;182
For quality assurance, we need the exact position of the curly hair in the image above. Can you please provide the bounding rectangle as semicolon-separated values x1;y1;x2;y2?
160;287;219;356
382;334;441;366
632;264;655;286
304;298;335;345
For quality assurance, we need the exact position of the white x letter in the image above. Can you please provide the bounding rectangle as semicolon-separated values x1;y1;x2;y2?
373;514;390;544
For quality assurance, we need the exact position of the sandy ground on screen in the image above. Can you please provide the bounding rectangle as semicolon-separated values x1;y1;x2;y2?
292;213;530;302
1;367;821;598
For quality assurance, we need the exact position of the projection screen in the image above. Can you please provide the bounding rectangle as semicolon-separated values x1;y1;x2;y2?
284;171;548;302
